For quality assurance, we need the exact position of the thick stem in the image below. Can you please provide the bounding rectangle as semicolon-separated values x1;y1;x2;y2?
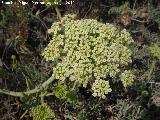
71;81;77;91
0;74;55;97
54;5;62;20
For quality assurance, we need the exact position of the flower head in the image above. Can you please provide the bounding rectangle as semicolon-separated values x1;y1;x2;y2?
42;14;134;98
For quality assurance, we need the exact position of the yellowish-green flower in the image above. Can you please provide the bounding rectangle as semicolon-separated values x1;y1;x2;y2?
120;70;135;87
32;103;55;120
92;79;112;99
149;44;160;60
42;14;134;98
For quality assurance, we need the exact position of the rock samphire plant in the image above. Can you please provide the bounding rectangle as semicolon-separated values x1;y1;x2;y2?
0;14;135;99
42;14;135;99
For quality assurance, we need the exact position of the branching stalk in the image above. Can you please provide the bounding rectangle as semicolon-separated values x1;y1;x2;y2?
0;74;55;97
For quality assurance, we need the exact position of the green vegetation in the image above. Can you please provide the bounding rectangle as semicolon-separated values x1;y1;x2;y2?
149;44;160;60
0;0;160;120
32;103;55;120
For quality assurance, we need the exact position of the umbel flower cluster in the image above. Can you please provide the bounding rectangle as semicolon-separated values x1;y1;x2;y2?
149;44;160;60
32;103;55;120
42;14;134;98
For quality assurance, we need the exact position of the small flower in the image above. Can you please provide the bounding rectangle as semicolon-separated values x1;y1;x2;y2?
42;14;134;98
120;70;135;87
92;79;112;99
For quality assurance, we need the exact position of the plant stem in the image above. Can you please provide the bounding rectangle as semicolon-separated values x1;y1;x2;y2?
72;81;77;91
0;74;55;97
147;59;156;81
54;5;62;20
41;92;44;103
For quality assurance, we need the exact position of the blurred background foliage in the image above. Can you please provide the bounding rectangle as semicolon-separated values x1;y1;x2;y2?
0;0;160;119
